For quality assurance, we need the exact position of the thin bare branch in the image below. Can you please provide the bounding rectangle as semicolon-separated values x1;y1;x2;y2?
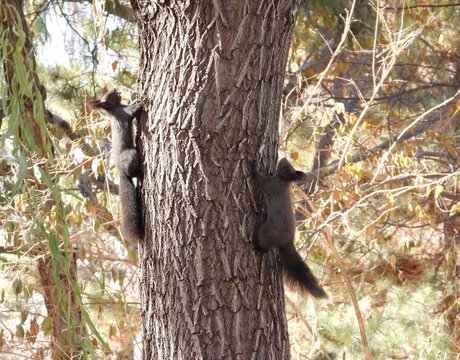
304;109;451;194
285;295;332;360
325;228;371;359
283;0;357;143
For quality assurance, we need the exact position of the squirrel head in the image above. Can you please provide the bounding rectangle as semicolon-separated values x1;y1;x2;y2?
276;158;307;182
89;89;142;123
89;89;122;111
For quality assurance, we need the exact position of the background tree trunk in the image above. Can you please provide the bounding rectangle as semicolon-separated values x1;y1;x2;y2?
130;1;302;358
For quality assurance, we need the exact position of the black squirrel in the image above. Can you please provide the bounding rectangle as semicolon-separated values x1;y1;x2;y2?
251;158;327;298
90;89;143;249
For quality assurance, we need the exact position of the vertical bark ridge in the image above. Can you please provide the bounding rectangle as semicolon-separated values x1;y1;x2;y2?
131;1;301;358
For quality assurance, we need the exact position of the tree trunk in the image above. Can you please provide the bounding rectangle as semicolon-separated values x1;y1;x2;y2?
37;255;85;359
130;1;301;358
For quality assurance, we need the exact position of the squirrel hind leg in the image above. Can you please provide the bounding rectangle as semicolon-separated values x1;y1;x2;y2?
255;224;278;252
118;149;141;177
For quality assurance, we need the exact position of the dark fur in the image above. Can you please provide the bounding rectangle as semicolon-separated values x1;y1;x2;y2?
251;158;326;298
90;89;143;249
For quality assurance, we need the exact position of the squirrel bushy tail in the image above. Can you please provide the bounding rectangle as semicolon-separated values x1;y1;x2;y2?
279;244;327;298
119;174;142;247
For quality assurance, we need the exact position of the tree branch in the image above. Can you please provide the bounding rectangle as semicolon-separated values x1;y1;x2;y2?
63;0;135;23
283;31;341;105
416;150;458;164
384;3;460;10
304;112;445;194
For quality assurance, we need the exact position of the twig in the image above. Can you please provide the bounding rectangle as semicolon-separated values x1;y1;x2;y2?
285;295;332;360
303;110;448;194
307;201;372;359
382;3;460;10
324;224;371;360
283;0;357;143
285;295;314;334
0;246;16;254
333;17;423;185
370;90;460;183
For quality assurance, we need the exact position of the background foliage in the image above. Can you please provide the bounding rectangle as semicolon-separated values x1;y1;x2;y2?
0;0;458;359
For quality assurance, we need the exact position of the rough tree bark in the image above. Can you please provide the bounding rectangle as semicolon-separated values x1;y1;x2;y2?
130;1;302;359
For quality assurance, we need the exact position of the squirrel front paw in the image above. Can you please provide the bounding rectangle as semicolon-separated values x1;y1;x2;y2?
248;159;257;176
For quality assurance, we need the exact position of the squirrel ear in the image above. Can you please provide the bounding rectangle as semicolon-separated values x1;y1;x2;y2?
89;100;101;109
90;100;111;110
295;171;307;181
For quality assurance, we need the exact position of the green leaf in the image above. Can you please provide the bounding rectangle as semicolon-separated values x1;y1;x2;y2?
346;154;353;165
11;154;27;195
435;185;444;195
15;325;24;338
13;278;22;295
41;317;53;335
